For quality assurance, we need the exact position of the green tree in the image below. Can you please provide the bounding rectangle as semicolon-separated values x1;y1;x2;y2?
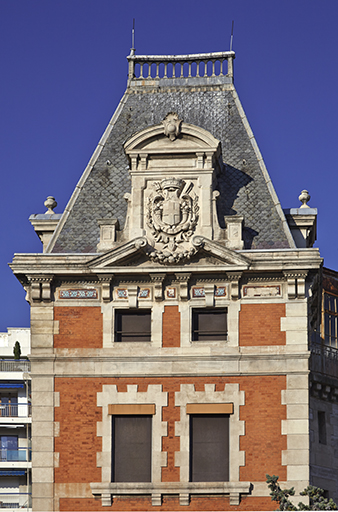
266;475;338;511
13;341;21;360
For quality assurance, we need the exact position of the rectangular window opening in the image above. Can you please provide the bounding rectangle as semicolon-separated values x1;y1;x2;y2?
192;308;227;341
318;411;327;444
115;309;151;342
112;415;151;482
190;414;229;482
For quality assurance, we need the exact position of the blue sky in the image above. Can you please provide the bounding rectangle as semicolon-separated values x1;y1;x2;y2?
1;0;338;331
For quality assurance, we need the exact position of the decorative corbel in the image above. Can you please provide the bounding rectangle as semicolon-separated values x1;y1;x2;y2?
283;271;308;299
150;274;166;302
98;275;112;302
179;494;190;506
204;284;215;307
174;273;191;301
152;494;162;506
27;275;53;303
297;271;308;299
128;286;138;309
284;272;296;299
226;272;243;300
230;492;240;506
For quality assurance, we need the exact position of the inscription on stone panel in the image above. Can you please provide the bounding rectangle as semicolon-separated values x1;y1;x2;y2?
243;285;281;298
59;289;98;299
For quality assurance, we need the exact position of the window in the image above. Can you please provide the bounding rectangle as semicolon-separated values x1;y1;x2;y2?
115;309;151;342
0;436;18;461
0;394;18;417
323;293;338;347
192;308;227;341
112;415;151;482
190;414;229;482
318;411;327;444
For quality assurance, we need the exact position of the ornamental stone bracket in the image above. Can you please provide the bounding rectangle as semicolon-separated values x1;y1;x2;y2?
98;275;113;302
174;273;191;301
283;271;308;299
150;274;166;301
90;482;252;507
27;275;54;303
226;272;243;300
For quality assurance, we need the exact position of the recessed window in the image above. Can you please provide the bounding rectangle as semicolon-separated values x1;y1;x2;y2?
112;415;151;482
192;308;227;341
318;411;327;444
115;309;151;342
190;414;229;481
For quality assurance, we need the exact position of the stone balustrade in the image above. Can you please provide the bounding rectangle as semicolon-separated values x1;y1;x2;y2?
127;51;235;84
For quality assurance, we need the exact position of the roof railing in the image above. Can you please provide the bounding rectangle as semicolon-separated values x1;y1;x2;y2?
127;51;235;85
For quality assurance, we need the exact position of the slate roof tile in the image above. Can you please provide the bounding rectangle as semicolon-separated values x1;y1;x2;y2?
52;83;291;253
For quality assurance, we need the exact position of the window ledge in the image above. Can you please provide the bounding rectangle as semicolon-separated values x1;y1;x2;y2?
90;481;252;506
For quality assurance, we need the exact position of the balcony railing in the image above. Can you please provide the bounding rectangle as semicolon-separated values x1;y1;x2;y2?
0;360;30;373
0;404;31;418
310;338;338;379
0;448;31;462
0;493;31;509
127;51;235;85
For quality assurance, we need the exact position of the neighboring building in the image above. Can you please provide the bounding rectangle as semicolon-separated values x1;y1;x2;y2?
0;328;31;511
9;48;334;511
310;267;338;496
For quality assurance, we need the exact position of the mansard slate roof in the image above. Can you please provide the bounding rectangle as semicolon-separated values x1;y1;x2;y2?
49;51;294;253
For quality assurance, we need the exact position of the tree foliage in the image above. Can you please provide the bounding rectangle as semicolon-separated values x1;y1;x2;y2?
266;474;338;511
13;341;21;360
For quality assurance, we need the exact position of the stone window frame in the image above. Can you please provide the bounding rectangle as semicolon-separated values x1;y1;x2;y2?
101;299;163;348
174;383;249;505
92;384;168;506
114;308;152;342
179;300;240;348
191;307;228;342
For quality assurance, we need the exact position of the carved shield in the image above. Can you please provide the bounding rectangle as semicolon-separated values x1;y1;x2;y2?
162;197;181;226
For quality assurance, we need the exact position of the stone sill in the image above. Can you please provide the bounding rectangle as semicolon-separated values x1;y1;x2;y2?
90;481;251;506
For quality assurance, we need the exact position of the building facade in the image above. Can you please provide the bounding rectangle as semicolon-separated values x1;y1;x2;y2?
0;328;31;510
9;50;331;511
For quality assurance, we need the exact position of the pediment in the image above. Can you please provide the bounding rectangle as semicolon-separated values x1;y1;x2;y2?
88;236;250;271
88;238;150;269
124;121;220;155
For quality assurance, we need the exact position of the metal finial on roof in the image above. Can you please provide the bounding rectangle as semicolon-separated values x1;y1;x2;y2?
299;190;310;208
230;20;234;52
131;18;135;55
44;196;57;214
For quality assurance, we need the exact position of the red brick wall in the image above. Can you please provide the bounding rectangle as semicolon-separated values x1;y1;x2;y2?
55;375;286;494
162;306;180;347
54;378;103;483
54;307;103;348
239;304;286;346
59;495;276;511
239;376;287;481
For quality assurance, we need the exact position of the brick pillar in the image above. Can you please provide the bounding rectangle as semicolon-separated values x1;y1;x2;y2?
162;306;180;347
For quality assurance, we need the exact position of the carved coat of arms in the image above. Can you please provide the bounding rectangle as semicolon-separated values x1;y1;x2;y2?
146;178;199;263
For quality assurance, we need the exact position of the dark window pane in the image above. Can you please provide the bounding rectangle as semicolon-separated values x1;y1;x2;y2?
112;416;151;482
115;310;151;342
192;309;227;341
190;414;229;482
318;411;327;445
